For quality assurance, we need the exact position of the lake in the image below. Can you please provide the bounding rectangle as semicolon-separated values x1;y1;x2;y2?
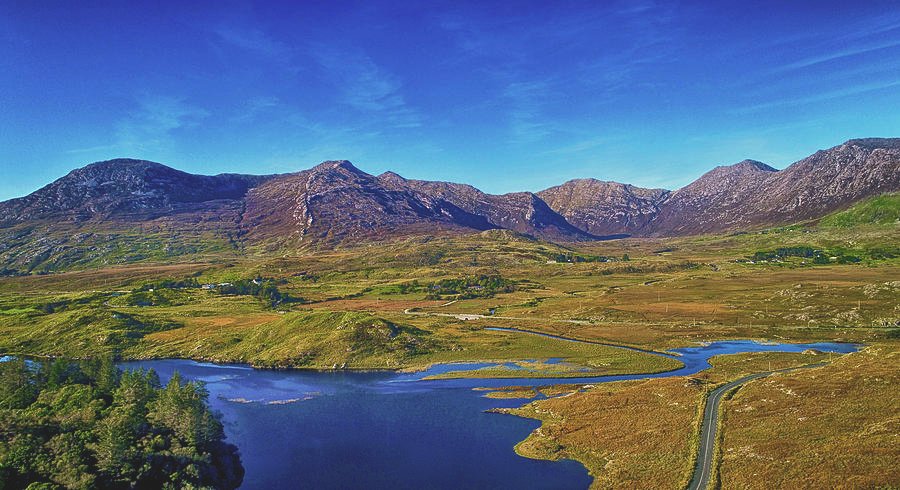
120;339;858;489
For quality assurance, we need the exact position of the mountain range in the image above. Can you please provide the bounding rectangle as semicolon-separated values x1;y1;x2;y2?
1;138;898;256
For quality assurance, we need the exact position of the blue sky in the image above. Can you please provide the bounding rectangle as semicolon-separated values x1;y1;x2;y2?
1;0;899;201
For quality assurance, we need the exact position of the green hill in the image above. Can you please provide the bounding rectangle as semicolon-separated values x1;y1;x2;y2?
819;193;900;227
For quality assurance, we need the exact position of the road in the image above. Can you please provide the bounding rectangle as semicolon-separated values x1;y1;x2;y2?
401;313;680;360
686;362;826;490
402;308;591;324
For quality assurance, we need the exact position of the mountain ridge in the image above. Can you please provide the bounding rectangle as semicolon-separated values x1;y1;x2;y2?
1;138;898;248
0;158;277;226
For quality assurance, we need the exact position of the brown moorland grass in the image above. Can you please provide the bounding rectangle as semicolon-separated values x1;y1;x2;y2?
505;376;704;489
717;343;900;489
129;307;681;373
1;224;896;368
307;298;443;311
498;349;858;489
0;262;215;293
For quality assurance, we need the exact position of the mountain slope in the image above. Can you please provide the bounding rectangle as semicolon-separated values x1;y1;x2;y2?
0;137;897;271
647;139;900;235
0;159;273;225
818;193;900;227
377;172;595;241
533;139;899;236
739;139;900;225
646;159;778;235
537;179;669;236
241;161;494;243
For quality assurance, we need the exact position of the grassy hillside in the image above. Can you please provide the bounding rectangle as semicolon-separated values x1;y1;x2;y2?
0;221;241;274
496;346;899;489
819;193;900;227
718;344;899;488
1;223;898;370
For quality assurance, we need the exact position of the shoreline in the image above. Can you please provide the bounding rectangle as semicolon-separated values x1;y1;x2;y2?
2;331;861;378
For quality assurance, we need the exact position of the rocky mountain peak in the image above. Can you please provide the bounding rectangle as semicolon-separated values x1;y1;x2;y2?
382;178;594;241
698;159;777;181
668;158;777;200
842;137;900;151
536;179;669;236
0;159;272;225
377;171;408;186
645;139;900;235
310;160;366;176
731;159;777;172
82;157;169;170
59;158;189;185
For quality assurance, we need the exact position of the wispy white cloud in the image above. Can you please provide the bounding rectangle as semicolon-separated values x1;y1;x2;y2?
735;79;900;114
773;38;900;73
213;23;295;67
542;135;623;156
65;144;119;155
115;95;209;153
231;95;281;123
312;45;421;129
726;11;900;64
503;80;556;144
434;2;684;147
725;13;900;112
745;58;900;100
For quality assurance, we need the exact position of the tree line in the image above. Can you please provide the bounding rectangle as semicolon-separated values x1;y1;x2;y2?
0;357;243;489
134;276;298;308
424;275;517;300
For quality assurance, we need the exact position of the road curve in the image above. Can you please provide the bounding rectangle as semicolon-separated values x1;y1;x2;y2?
686;363;827;490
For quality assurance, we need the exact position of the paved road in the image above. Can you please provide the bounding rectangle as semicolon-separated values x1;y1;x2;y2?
686;363;827;490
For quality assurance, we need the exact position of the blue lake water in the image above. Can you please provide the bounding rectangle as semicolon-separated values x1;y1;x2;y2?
119;339;858;489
